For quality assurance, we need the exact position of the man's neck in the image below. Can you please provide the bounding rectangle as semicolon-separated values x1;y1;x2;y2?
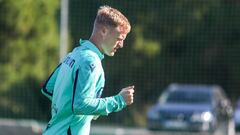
89;35;103;53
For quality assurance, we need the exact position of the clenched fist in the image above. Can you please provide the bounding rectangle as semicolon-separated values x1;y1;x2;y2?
119;85;135;105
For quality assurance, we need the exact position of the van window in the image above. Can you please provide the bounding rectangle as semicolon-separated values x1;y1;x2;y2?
165;90;211;104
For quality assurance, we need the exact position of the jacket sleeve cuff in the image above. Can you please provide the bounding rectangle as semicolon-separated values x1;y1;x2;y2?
113;94;127;112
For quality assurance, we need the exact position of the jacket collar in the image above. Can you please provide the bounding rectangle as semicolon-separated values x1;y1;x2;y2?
79;39;104;60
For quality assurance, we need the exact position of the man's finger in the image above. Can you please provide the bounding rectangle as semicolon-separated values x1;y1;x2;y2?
126;85;134;89
129;89;134;94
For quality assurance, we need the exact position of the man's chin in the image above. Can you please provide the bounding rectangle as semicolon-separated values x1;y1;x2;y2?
108;52;115;56
109;53;115;56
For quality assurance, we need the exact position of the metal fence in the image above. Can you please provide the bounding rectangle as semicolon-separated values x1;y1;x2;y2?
1;0;240;134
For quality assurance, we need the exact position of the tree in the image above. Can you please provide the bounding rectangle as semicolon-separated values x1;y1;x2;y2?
0;0;59;120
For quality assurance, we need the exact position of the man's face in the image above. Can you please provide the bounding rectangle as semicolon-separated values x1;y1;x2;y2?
102;26;128;56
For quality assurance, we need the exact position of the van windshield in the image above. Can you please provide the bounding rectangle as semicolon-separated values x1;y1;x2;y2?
165;90;211;104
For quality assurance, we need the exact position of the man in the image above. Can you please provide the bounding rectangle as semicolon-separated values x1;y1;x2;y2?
41;5;134;135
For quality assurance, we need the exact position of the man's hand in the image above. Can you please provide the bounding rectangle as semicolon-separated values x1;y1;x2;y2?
119;85;135;105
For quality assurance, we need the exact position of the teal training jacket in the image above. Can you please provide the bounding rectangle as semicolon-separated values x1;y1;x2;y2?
41;39;126;135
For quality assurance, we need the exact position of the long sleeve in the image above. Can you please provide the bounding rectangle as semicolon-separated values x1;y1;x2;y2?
72;57;126;116
41;64;62;101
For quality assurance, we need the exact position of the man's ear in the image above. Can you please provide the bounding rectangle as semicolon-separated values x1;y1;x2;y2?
101;26;109;36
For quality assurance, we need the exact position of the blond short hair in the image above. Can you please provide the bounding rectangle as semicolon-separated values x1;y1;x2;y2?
95;5;131;33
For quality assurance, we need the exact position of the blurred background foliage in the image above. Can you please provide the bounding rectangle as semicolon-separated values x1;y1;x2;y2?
0;0;59;119
0;0;240;127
